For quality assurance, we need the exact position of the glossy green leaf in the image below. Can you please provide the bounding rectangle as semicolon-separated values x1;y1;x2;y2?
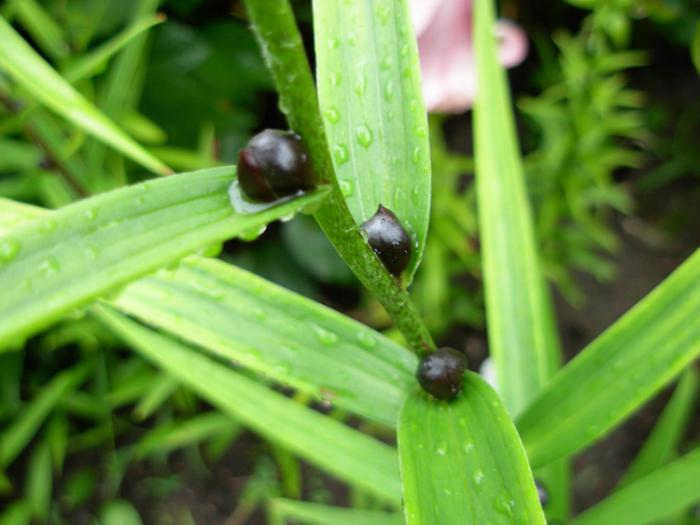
312;0;431;282
10;0;68;60
0;364;88;468
96;306;402;504
269;499;402;525
519;249;700;467
618;367;699;488
473;0;561;418
100;501;143;525
398;372;545;525
0;15;169;175
112;256;417;427
571;447;700;525
0;167;329;350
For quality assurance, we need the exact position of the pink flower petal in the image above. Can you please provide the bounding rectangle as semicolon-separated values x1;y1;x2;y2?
409;0;443;37
495;19;529;68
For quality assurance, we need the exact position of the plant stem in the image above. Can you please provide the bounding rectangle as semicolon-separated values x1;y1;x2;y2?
242;0;435;356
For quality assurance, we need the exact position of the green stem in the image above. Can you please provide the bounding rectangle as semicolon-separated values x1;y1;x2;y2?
242;0;435;356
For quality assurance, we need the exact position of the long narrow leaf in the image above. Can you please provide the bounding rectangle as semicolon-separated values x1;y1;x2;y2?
112;256;417;427
519;249;700;467
398;373;545;525
0;15;169;175
313;0;431;282
0;168;328;349
270;499;402;525
617;367;698;487
95;306;402;504
571;447;700;525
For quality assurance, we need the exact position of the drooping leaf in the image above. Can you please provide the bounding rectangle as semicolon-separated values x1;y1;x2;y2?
519;249;700;467
112;256;417;426
0;15;169;175
0;167;329;350
269;498;402;525
312;0;431;282
617;367;699;488
473;0;568;517
95;306;402;504
398;372;546;525
571;447;700;525
100;500;143;525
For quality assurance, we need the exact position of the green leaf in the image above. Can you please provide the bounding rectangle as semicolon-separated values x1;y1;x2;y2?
0;167;328;349
10;0;69;60
473;0;561;418
132;374;180;421
0;15;169;175
269;498;402;525
519;249;700;467
0;364;89;468
100;500;143;525
617;367;699;488
112;256;416;427
571;447;700;525
398;373;545;525
95;306;402;505
312;0;431;282
25;441;52;523
63;15;166;83
134;412;241;459
473;0;568;517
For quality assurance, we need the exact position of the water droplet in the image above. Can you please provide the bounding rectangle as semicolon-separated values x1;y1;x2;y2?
329;72;342;86
355;125;373;148
253;307;267;320
39;257;60;276
327;37;340;49
279;213;295;223
312;324;338;345
278;97;290;115
384;81;394;102
400;44;409;56
493;492;514;517
353;74;367;96
464;441;474;454
411;146;422;165
333;143;349;165
376;5;390;23
409;99;418;111
472;469;485;486
83;208;97;221
238;224;267;242
323;107;340;124
356;331;376;349
0;238;20;263
339;179;354;197
86;245;99;260
380;56;392;70
414;126;427;138
436;446;446;456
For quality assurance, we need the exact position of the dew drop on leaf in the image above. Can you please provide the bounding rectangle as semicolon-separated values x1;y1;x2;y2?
329;72;342;87
472;469;485;487
384;81;395;102
39;219;56;233
339;179;354;197
39;257;60;276
355;125;373;148
356;331;376;349
311;323;338;345
238;224;267;242
83;208;97;221
333;143;349;165
323;107;341;124
0;238;20;263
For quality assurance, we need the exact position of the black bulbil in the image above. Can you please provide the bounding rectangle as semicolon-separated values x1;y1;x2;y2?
416;347;468;401
360;205;412;276
237;129;314;202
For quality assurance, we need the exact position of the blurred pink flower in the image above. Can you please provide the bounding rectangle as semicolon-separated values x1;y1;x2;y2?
411;0;528;113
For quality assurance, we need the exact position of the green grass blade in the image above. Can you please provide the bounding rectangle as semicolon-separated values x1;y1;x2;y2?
312;0;430;282
269;499;402;525
10;0;69;60
134;412;240;459
571;447;700;525
473;0;561;417
95;306;402;504
398;373;546;525
25;441;52;523
112;256;417;427
132;374;180;421
0;364;89;468
617;367;699;488
63;15;166;83
519;249;700;467
473;0;568;517
0;15;169;175
0;167;329;349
